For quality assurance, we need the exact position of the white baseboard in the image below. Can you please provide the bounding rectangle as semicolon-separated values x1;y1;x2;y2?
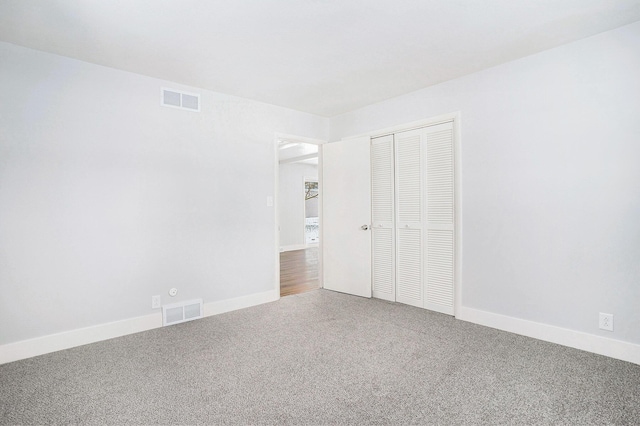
203;288;279;317
0;289;280;365
0;312;162;366
6;294;634;366
457;306;640;365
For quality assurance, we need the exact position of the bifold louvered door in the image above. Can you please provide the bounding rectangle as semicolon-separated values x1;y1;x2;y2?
424;122;455;314
395;129;425;308
371;135;395;302
370;121;455;315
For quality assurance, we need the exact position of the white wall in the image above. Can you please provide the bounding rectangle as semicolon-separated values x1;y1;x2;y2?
0;42;328;346
330;22;640;345
278;162;318;249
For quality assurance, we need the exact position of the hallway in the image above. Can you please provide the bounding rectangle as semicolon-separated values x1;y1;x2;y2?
280;247;319;297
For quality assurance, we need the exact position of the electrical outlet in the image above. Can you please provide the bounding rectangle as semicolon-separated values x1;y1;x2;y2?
152;295;161;309
599;312;614;331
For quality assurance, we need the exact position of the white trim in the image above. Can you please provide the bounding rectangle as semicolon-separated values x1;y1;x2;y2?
202;289;279;317
0;289;279;365
457;306;640;365
280;243;316;252
275;133;325;146
279;153;318;164
344;111;460;140
274;137;281;297
318;145;324;289
0;313;161;365
453;113;463;317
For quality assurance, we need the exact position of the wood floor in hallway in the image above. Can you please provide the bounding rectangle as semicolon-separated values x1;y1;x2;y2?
280;247;319;297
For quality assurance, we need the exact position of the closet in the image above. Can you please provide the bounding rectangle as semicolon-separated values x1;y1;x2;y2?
371;121;455;315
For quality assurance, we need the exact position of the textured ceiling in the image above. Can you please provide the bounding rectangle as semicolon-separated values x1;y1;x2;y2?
1;0;639;116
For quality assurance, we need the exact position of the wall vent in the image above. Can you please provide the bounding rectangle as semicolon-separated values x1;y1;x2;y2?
162;299;203;326
161;88;200;112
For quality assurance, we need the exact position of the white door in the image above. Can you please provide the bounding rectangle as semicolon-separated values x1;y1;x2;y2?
424;122;455;315
394;128;425;308
369;121;456;315
322;136;372;298
371;135;395;302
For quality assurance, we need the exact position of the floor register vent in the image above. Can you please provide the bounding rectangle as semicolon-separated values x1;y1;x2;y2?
162;299;203;326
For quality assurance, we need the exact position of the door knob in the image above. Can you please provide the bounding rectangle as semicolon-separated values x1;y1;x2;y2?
361;224;369;231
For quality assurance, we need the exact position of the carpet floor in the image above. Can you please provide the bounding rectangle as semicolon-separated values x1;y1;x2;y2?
1;289;639;425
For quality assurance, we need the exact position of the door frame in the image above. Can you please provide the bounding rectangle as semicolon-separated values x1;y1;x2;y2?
273;133;326;298
338;111;462;316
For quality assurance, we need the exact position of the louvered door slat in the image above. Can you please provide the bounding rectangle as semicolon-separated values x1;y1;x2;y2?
394;129;424;308
372;227;394;300
425;122;455;315
371;135;395;302
369;120;455;315
425;229;454;312
427;128;454;225
396;227;422;307
371;136;394;224
395;134;422;224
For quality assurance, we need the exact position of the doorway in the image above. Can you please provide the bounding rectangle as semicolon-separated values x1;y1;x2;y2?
276;136;323;297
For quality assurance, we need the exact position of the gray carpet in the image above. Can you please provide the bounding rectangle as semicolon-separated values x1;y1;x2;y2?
1;289;639;425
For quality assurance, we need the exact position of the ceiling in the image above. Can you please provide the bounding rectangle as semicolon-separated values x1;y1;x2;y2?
279;141;318;165
1;0;639;117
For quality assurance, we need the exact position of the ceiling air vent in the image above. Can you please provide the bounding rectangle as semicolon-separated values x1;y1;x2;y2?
162;299;203;326
161;88;200;112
